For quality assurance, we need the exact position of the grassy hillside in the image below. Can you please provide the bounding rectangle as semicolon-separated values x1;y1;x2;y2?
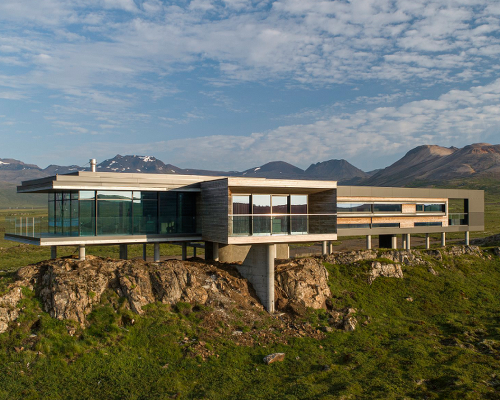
1;249;500;399
0;182;46;209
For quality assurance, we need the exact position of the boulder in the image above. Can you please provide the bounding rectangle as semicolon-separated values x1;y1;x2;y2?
0;287;23;333
369;261;403;284
275;258;331;310
263;353;285;364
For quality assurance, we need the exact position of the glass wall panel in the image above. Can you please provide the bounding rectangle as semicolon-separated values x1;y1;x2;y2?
80;191;95;200
232;216;251;235
253;195;271;215
79;200;95;236
338;224;370;229
372;223;400;228
272;196;288;214
291;215;308;234
272;216;288;235
414;222;442;226
373;204;402;213
70;198;79;236
337;203;372;213
291;195;307;214
97;198;132;235
416;204;445;212
290;195;308;234
252;216;271;235
97;191;133;200
48;193;55;234
62;197;71;236
233;195;250;214
55;200;62;235
178;192;197;234
159;192;177;234
133;192;158;234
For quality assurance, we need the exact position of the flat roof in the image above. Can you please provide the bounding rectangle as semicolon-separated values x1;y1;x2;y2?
18;171;338;194
18;171;224;193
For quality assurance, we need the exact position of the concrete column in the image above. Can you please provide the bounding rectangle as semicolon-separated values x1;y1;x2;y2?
79;245;86;261
425;233;430;250
119;244;128;260
391;235;398;249
402;234;407;250
322;241;328;255
366;235;372;250
143;244;147;261
441;232;446;247
405;234;411;250
213;242;219;262
154;243;160;262
328;241;333;254
465;231;470;246
267;243;275;313
181;242;187;261
50;245;57;259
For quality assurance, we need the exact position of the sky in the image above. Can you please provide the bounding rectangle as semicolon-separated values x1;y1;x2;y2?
0;0;499;172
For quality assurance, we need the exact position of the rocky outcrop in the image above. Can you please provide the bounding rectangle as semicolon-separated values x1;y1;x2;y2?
275;258;331;312
0;287;23;333
9;256;264;329
368;262;404;284
2;255;333;332
444;245;482;257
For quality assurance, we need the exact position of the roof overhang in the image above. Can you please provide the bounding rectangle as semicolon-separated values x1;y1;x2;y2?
17;171;225;193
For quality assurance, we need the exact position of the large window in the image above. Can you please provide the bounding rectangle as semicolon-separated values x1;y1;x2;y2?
48;191;79;236
159;192;198;235
373;204;402;213
232;195;251;235
337;203;372;213
290;195;307;234
48;190;198;237
230;194;312;236
252;195;272;235
416;203;445;213
97;191;133;235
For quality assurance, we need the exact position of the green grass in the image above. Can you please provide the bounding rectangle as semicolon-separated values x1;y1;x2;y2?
1;251;500;399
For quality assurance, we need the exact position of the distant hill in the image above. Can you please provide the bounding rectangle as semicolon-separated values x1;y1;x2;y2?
305;159;368;182
1;142;499;194
363;143;500;187
241;161;305;179
0;181;46;209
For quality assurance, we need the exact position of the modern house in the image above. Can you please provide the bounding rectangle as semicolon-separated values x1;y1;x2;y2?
5;165;484;311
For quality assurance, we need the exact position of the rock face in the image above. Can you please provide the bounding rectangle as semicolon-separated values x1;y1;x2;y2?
2;255;333;332
275;258;332;312
0;287;23;333
263;353;286;364
13;256;263;328
368;262;404;284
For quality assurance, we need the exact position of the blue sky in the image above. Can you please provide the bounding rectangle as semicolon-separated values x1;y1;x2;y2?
0;0;499;171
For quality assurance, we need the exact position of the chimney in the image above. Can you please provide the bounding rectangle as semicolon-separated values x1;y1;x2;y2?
90;159;97;172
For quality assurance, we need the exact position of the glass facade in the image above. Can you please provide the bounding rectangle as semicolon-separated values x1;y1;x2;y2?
47;190;198;237
338;203;402;213
414;222;443;226
416;203;446;212
48;192;79;236
229;194;320;236
337;203;372;213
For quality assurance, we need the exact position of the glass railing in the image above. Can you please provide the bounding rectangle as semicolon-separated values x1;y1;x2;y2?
228;214;336;236
448;213;468;226
5;216;51;238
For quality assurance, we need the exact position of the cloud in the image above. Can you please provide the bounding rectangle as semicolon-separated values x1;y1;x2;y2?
73;78;500;170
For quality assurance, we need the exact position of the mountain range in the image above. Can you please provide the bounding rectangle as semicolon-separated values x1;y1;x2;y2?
1;143;499;188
